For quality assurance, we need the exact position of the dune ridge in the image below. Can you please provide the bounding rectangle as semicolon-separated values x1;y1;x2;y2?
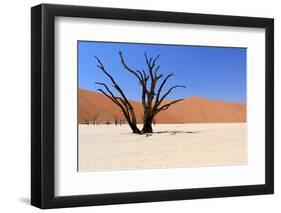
78;89;246;124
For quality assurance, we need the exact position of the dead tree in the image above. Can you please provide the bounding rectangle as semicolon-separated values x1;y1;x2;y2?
92;111;100;125
113;115;118;126
84;119;90;126
95;51;185;134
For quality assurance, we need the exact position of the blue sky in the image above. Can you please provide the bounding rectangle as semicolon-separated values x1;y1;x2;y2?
78;41;246;103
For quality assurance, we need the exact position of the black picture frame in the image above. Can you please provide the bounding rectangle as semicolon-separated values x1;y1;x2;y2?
31;3;274;209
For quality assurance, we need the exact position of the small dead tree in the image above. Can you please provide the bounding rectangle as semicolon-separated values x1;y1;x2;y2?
95;51;185;134
85;119;90;126
113;115;118;126
92;111;100;125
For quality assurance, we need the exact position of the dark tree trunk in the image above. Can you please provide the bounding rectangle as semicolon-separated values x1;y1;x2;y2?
128;122;141;134
141;115;154;133
142;123;153;133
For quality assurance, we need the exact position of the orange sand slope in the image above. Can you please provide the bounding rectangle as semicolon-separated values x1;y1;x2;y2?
79;89;246;124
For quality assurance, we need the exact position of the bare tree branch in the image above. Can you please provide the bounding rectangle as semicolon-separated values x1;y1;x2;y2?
144;52;154;81
154;72;174;107
119;52;143;82
159;85;186;103
96;88;121;108
95;56;134;109
95;56;139;126
151;54;160;69
95;82;116;100
136;70;144;80
154;65;160;77
155;98;184;112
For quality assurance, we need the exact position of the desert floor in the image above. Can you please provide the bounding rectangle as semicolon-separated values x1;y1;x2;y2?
78;123;247;171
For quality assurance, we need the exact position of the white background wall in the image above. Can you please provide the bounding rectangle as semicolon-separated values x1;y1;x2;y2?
0;0;279;212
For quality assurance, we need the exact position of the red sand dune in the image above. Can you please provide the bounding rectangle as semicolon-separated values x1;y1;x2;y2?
79;89;246;124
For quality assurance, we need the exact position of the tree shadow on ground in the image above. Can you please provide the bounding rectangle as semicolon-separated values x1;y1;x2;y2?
145;130;201;137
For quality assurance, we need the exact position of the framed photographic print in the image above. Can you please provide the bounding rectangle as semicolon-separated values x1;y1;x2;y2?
31;3;274;209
